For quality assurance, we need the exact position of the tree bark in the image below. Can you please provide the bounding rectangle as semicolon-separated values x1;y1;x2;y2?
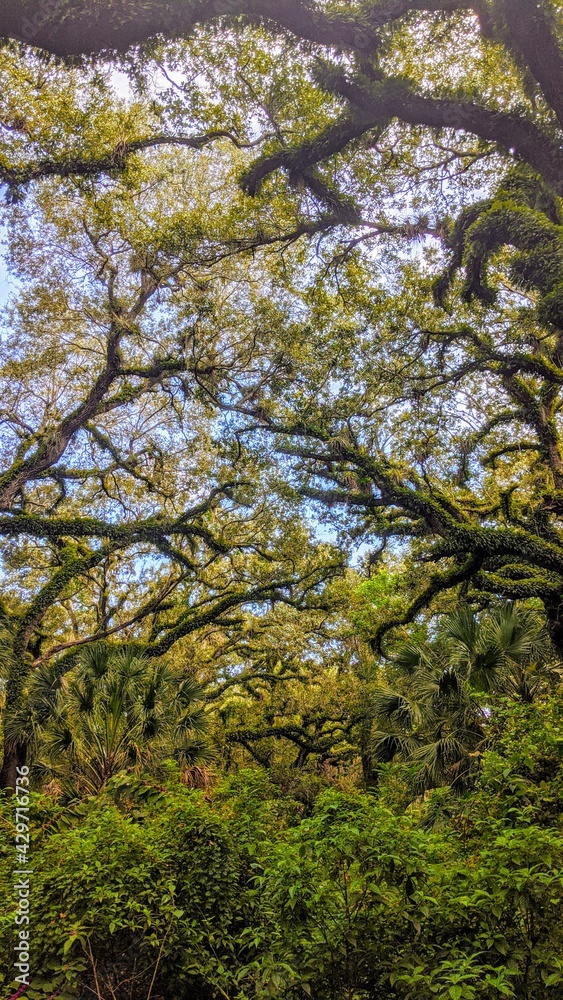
0;0;472;56
544;595;563;657
2;0;561;199
499;0;563;130
0;741;26;790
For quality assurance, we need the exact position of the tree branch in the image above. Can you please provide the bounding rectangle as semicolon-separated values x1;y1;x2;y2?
0;0;475;57
245;77;563;196
1;130;273;196
498;0;563;129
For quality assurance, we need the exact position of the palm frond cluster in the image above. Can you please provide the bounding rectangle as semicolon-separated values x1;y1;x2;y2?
370;603;561;792
6;644;212;797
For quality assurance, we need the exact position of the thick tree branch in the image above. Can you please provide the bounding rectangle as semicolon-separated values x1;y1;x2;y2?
31;574;183;666
13;544;115;656
1;130;271;196
0;322;126;508
245;79;563;196
0;0;474;57
499;0;563;129
144;578;300;656
0;511;229;549
373;554;482;651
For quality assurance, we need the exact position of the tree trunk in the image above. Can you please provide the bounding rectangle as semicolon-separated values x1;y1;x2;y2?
0;739;27;791
361;751;379;789
0;650;29;790
545;596;563;657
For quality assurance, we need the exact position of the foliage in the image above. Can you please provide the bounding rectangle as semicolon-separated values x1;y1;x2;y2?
369;602;560;791
0;121;341;783
1;708;563;999
5;643;212;796
0;5;563;999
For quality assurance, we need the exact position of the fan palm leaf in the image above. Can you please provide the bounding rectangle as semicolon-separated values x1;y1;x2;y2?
24;643;213;795
367;601;556;793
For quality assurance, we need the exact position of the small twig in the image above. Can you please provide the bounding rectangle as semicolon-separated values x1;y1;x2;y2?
85;939;105;1000
146;916;173;1000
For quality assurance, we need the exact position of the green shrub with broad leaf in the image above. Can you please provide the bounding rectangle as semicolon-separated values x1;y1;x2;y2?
0;700;562;1000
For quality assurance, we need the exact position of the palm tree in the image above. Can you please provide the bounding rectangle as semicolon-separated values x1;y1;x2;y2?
369;603;558;792
6;644;212;796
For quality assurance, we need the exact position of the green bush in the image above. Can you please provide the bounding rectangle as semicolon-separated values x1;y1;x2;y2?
1;704;562;1000
0;776;254;999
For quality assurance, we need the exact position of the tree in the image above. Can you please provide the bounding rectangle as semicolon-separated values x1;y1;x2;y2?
370;602;556;792
208;153;563;649
212;602;361;780
9;642;211;796
1;8;563;999
7;0;551;652
0;3;561;221
0;139;340;787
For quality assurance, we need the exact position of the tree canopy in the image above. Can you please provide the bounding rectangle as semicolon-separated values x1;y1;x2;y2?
1;6;563;999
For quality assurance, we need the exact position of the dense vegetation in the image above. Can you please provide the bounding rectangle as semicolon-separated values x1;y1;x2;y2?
0;1;563;997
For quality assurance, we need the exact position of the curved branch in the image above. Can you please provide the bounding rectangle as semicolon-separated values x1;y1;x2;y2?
0;511;229;550
31;574;183;666
0;0;475;57
372;554;481;652
245;78;563;196
1;130;271;195
144;578;296;656
499;0;563;129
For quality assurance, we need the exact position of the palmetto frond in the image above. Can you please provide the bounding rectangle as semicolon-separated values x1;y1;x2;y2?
483;603;548;662
412;734;471;791
26;642;212;794
439;606;479;658
391;639;435;675
369;601;554;793
370;730;421;764
4;661;63;760
442;602;552;695
80;641;111;679
414;665;465;709
372;688;423;730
